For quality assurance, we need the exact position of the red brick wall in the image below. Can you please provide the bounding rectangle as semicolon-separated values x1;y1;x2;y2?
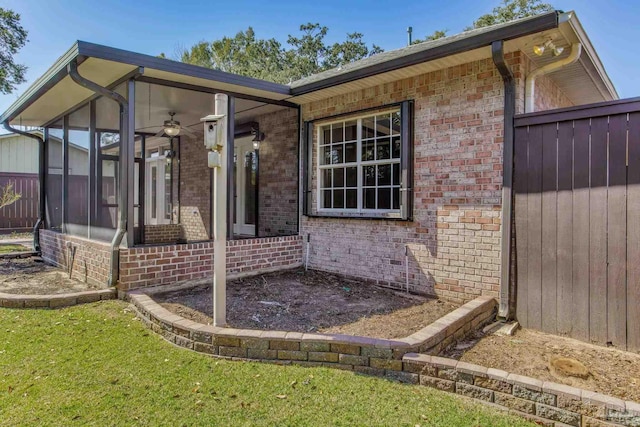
144;224;184;244
256;108;299;237
299;52;571;303
39;229;111;287
118;235;303;290
177;134;211;241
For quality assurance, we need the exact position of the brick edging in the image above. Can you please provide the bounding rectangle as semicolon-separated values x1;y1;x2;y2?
127;292;495;370
403;353;640;427
0;288;117;309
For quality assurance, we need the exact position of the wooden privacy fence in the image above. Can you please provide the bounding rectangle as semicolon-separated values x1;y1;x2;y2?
0;172;39;231
514;98;640;352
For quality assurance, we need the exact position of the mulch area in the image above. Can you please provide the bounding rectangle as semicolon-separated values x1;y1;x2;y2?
443;326;640;403
0;257;102;295
154;269;460;339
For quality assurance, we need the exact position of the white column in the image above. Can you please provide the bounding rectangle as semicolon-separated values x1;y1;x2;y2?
213;94;228;326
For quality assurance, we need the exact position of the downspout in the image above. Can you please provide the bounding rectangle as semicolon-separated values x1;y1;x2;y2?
525;43;582;113
67;61;133;286
1;122;45;251
491;40;516;320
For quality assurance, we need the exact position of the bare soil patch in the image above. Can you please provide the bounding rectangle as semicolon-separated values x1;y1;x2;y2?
155;269;459;339
0;257;102;295
443;327;640;402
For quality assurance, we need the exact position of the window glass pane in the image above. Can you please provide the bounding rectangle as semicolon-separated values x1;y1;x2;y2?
362;141;375;161
393;163;400;185
364;188;376;209
362;117;375;139
46;123;63;231
376;138;390;160
345;120;357;141
393;188;400;210
322;127;331;144
322;169;332;188
363;165;376;187
376;114;391;137
392;136;401;158
346;167;357;187
165;165;172;220
332;145;343;164
378;164;391;186
344;142;357;163
334;167;344;187
323;190;332;208
151;166;157;219
378;188;391;209
322;146;331;165
332;123;344;143
392;111;401;135
346;189;357;208
333;190;344;209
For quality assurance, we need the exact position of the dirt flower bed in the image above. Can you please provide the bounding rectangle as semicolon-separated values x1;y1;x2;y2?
443;327;640;403
0;257;102;295
155;269;460;339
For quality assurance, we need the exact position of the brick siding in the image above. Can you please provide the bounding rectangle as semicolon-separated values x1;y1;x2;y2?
144;224;184;244
118;235;303;290
39;229;112;287
299;51;572;303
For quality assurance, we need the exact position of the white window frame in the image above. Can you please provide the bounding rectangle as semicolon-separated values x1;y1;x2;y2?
145;154;171;225
316;108;402;217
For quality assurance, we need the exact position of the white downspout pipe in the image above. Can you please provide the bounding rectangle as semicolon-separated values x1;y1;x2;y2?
525;43;582;113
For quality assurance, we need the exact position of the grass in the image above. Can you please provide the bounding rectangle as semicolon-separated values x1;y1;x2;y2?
0;244;28;254
0;301;536;426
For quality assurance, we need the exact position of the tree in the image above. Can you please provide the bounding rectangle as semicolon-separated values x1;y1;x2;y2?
179;23;383;83
0;183;21;209
0;7;28;94
413;30;448;44
470;0;553;29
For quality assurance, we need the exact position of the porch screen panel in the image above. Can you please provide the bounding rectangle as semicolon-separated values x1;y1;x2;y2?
45;121;63;231
66;104;91;237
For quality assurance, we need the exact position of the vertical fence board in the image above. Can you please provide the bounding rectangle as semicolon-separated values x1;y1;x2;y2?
541;122;558;334
572;118;591;342
0;173;39;230
607;114;628;349
514;126;529;327
556;121;574;336
627;112;640;352
589;117;609;344
527;125;543;330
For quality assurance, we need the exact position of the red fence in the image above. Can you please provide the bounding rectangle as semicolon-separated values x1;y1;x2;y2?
0;172;39;231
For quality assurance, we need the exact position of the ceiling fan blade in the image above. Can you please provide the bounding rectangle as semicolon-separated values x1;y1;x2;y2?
180;126;197;136
154;129;165;137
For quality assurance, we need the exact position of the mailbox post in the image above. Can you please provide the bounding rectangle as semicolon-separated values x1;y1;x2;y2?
201;94;228;326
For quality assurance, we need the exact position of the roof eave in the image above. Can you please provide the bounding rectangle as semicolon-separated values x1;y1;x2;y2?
289;11;560;96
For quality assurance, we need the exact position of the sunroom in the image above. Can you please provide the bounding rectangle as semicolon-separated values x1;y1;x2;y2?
2;41;302;290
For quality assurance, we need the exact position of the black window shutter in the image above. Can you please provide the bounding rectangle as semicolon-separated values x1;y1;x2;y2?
400;100;414;220
302;121;313;216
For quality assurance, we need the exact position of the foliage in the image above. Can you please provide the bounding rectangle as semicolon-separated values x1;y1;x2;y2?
0;243;27;254
469;0;554;29
0;182;21;209
0;7;28;94
179;23;382;84
0;300;537;426
413;30;449;44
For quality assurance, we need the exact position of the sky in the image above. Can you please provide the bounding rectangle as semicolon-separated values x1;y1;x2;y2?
2;0;640;115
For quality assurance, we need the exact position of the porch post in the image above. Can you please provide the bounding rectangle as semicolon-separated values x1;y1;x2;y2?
125;79;136;247
213;93;228;326
227;96;235;240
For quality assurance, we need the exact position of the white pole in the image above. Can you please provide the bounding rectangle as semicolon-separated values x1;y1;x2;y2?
213;94;228;326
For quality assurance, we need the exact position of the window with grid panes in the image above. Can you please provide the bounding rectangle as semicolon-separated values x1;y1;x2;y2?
318;109;402;213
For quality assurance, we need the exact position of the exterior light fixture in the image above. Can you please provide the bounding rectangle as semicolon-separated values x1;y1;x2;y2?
163;112;181;136
251;128;265;150
552;46;565;56
533;40;564;57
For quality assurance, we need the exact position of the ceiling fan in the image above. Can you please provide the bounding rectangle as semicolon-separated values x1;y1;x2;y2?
155;112;196;137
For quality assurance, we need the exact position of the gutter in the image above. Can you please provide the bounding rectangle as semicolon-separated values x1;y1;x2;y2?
0;124;45;252
67;61;141;286
491;40;516;320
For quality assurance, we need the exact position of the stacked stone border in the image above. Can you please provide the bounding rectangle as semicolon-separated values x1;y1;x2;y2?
128;292;495;365
403;354;640;427
0;288;116;308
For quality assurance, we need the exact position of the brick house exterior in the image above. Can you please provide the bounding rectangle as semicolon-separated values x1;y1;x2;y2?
2;11;616;304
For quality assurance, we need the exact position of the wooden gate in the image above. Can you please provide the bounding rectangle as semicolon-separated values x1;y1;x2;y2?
0;172;39;231
514;98;640;352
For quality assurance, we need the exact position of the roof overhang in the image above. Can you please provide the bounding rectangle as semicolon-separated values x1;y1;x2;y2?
2;41;292;127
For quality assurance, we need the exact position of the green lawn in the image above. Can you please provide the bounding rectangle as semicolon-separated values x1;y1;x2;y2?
0;244;27;254
0;301;535;426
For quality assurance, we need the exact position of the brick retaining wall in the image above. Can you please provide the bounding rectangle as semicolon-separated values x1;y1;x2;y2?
118;235;303;290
